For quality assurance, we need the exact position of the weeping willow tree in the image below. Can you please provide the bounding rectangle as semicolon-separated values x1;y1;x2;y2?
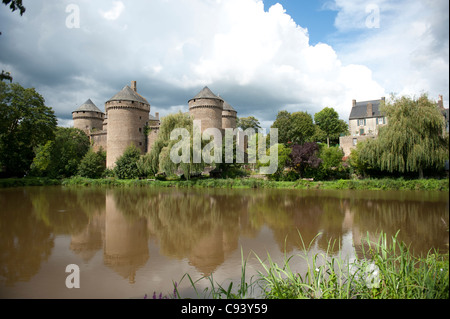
360;94;449;178
146;112;205;179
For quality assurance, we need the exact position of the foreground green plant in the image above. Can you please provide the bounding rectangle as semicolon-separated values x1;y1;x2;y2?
175;231;449;299
176;249;258;299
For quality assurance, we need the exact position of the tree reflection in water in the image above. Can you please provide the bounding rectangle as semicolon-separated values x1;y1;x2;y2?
0;186;447;298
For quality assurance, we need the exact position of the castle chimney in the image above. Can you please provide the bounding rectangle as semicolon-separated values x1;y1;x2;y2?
155;112;159;120
438;95;444;109
131;81;137;92
381;96;385;102
367;102;373;117
352;99;356;107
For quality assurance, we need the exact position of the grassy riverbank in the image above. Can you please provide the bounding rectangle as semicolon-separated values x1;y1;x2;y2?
1;176;448;191
0;177;61;188
171;232;449;299
63;176;449;191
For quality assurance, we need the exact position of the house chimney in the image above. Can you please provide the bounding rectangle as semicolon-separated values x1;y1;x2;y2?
131;81;137;92
438;95;444;109
367;102;373;117
352;99;356;107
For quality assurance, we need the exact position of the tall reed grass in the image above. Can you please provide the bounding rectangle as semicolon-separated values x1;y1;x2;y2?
173;231;448;299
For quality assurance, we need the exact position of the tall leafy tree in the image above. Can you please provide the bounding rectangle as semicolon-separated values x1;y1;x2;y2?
31;127;90;178
288;111;315;144
148;112;205;179
360;94;448;178
314;107;348;147
237;116;261;131
0;82;57;177
77;148;106;179
1;1;26;77
2;0;25;15
289;142;321;178
113;144;141;179
271;110;316;145
271;111;291;144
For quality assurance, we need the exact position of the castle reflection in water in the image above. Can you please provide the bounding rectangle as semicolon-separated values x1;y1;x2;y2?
0;186;448;292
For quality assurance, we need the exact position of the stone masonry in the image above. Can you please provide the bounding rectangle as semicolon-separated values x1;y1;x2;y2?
72;83;237;168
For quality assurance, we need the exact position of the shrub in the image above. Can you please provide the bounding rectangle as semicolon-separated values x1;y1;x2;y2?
77;148;106;179
113;144;141;179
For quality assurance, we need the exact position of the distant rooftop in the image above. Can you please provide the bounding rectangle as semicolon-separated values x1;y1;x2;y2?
349;99;384;119
73;99;104;113
222;100;236;112
189;86;223;102
107;85;150;105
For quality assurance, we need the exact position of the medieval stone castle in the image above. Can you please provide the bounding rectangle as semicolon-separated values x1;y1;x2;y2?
72;81;238;168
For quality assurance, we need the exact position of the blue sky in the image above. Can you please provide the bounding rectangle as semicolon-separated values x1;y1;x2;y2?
0;0;448;129
263;0;338;45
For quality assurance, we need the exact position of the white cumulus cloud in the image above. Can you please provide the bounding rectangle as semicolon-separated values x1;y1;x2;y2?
3;0;445;126
100;1;125;20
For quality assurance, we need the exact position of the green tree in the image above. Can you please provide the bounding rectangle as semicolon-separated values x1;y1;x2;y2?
271;110;316;145
149;112;205;179
1;0;26;78
289;111;315;145
314;107;348;147
2;0;25;15
271;111;291;144
237;116;261;131
360;94;449;178
31;127;90;178
257;143;292;180
114;144;141;179
136;153;154;179
317;145;348;180
348;139;378;177
289;142;321;178
0;82;57;177
77;148;106;179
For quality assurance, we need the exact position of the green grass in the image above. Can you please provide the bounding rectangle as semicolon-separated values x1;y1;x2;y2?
173;231;449;299
1;176;448;191
60;176;449;191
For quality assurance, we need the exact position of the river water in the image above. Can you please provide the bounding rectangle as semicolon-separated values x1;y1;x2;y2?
0;186;448;298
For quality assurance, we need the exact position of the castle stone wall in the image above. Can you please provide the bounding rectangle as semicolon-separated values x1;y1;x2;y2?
105;100;150;168
73;111;105;134
222;110;237;130
147;126;160;153
189;98;223;133
339;135;376;157
91;131;107;153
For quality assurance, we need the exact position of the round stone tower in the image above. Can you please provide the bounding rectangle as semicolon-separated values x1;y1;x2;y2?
221;100;237;130
72;99;105;134
105;81;150;168
188;86;224;133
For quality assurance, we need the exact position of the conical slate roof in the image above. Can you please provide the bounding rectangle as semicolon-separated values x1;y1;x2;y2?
222;100;236;112
73;99;104;113
189;86;223;102
107;85;149;105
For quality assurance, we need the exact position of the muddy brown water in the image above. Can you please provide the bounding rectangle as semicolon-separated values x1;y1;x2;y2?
0;186;448;298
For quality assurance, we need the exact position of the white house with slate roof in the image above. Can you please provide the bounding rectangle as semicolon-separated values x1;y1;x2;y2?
339;97;387;157
348;97;387;138
340;95;449;157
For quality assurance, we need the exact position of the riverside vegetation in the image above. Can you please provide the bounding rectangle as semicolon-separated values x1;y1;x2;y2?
1;83;448;299
0;176;448;191
164;232;449;299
